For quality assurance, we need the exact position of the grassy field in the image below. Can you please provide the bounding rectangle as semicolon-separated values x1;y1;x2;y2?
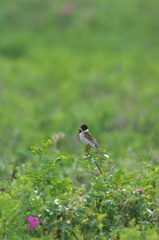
1;0;159;177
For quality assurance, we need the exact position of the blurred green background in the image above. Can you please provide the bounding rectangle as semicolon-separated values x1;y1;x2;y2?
1;0;159;178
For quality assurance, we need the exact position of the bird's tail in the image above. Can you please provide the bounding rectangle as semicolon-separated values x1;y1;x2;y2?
97;148;105;158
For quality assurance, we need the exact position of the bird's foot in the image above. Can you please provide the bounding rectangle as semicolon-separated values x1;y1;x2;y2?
83;144;91;156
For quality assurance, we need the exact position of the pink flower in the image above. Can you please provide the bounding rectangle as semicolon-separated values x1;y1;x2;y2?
137;189;143;194
27;216;40;229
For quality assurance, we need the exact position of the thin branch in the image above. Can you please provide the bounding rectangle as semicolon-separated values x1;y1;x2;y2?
86;170;100;177
72;231;80;240
95;161;107;181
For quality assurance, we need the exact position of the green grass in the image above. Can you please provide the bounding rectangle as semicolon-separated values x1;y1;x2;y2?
1;0;159;178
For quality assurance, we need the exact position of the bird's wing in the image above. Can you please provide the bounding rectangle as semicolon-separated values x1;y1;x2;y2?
83;132;99;147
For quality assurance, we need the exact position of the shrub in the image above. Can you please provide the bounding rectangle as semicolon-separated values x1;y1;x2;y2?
0;140;159;239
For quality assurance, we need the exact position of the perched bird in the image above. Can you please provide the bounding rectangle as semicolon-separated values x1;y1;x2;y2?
79;124;105;157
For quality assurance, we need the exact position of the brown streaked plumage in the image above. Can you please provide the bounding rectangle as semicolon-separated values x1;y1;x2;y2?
79;124;105;157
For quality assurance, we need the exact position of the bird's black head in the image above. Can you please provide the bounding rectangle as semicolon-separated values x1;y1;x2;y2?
79;124;88;133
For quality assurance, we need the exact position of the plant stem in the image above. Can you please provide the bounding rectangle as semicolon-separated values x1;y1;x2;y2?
94;161;106;181
86;170;99;177
72;231;80;240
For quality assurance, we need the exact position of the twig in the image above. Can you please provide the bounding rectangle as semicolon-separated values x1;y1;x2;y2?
72;231;80;240
86;170;99;177
95;161;107;181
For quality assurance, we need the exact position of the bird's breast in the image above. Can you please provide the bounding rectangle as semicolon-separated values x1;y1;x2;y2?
79;132;95;149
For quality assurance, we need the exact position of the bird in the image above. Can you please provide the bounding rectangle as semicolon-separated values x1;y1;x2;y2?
79;124;105;157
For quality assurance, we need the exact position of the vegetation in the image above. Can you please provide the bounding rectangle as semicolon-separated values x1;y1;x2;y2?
0;0;159;239
1;140;159;239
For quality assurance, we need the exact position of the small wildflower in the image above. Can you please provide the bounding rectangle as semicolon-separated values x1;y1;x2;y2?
146;195;150;199
137;189;143;194
54;199;59;205
27;216;40;229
